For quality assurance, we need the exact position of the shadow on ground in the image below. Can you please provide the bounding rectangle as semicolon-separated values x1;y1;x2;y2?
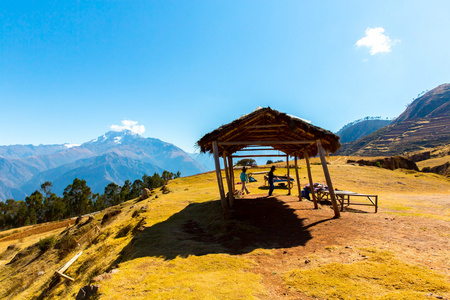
257;184;291;191
116;197;314;263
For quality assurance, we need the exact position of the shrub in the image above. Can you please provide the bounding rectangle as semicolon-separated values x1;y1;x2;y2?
55;235;78;258
421;166;431;173
37;236;56;253
375;161;382;168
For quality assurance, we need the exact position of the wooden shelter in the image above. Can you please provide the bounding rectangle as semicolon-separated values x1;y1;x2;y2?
196;107;342;218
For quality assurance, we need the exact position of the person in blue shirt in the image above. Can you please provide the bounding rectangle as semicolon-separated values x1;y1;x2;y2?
240;167;250;194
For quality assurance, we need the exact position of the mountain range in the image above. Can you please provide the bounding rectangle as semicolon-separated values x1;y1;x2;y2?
2;83;449;200
337;83;450;156
336;118;392;144
0;130;207;201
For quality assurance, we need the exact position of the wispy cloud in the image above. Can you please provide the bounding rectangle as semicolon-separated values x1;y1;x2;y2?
110;120;145;135
356;27;400;55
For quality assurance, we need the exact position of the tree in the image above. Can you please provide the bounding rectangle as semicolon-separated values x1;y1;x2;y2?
129;179;143;199
120;180;131;201
44;193;66;221
266;160;273;165
236;159;257;167
25;191;44;223
104;182;121;206
162;170;174;184
93;193;105;212
63;178;93;217
41;181;53;198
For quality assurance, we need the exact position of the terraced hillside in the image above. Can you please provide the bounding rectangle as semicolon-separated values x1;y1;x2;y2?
338;84;450;156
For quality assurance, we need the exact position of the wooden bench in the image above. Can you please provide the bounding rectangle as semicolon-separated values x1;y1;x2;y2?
316;190;378;213
264;174;295;188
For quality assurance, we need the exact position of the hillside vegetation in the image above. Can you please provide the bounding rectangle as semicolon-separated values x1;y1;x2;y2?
338;83;450;156
0;157;449;299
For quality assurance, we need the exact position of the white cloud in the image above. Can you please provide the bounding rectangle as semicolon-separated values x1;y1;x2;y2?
356;27;400;55
64;143;80;148
110;120;145;135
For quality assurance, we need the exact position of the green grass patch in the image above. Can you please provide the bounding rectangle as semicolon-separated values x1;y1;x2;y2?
283;247;450;300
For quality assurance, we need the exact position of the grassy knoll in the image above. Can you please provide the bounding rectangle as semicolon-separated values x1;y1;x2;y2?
0;157;449;299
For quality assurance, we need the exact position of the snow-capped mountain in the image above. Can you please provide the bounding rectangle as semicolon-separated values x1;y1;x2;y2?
0;130;208;200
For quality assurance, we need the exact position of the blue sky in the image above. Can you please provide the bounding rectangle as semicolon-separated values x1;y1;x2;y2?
1;1;449;153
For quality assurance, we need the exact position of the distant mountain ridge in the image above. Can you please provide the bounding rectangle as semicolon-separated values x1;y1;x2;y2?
0;130;208;201
338;83;450;156
336;118;392;144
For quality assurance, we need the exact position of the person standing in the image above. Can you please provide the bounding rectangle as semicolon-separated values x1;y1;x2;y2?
268;165;275;196
240;167;250;194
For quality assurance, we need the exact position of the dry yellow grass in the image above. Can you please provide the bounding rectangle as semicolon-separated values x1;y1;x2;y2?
0;156;449;299
283;247;450;300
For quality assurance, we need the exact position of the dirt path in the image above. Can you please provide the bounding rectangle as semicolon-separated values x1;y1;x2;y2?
0;219;76;243
236;194;450;299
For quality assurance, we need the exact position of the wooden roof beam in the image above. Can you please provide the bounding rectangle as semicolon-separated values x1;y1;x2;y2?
245;124;286;129
232;154;287;158
218;141;315;146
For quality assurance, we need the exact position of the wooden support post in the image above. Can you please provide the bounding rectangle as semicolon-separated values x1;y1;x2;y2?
294;156;302;201
228;156;235;193
212;141;228;214
317;140;340;218
286;155;291;195
223;153;234;207
304;150;318;209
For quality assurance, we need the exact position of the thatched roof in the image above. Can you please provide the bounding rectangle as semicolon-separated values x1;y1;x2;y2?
196;107;341;159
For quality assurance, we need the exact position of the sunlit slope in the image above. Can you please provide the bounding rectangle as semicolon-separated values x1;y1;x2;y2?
0;160;449;299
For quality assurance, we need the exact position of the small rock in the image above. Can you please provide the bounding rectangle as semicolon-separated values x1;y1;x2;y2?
305;259;311;264
76;285;99;300
345;246;352;249
38;271;44;276
435;296;444;299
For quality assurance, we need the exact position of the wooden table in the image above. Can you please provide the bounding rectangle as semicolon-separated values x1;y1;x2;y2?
316;190;378;213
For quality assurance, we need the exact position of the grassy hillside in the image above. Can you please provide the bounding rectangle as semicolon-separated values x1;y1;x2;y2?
0;157;449;299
